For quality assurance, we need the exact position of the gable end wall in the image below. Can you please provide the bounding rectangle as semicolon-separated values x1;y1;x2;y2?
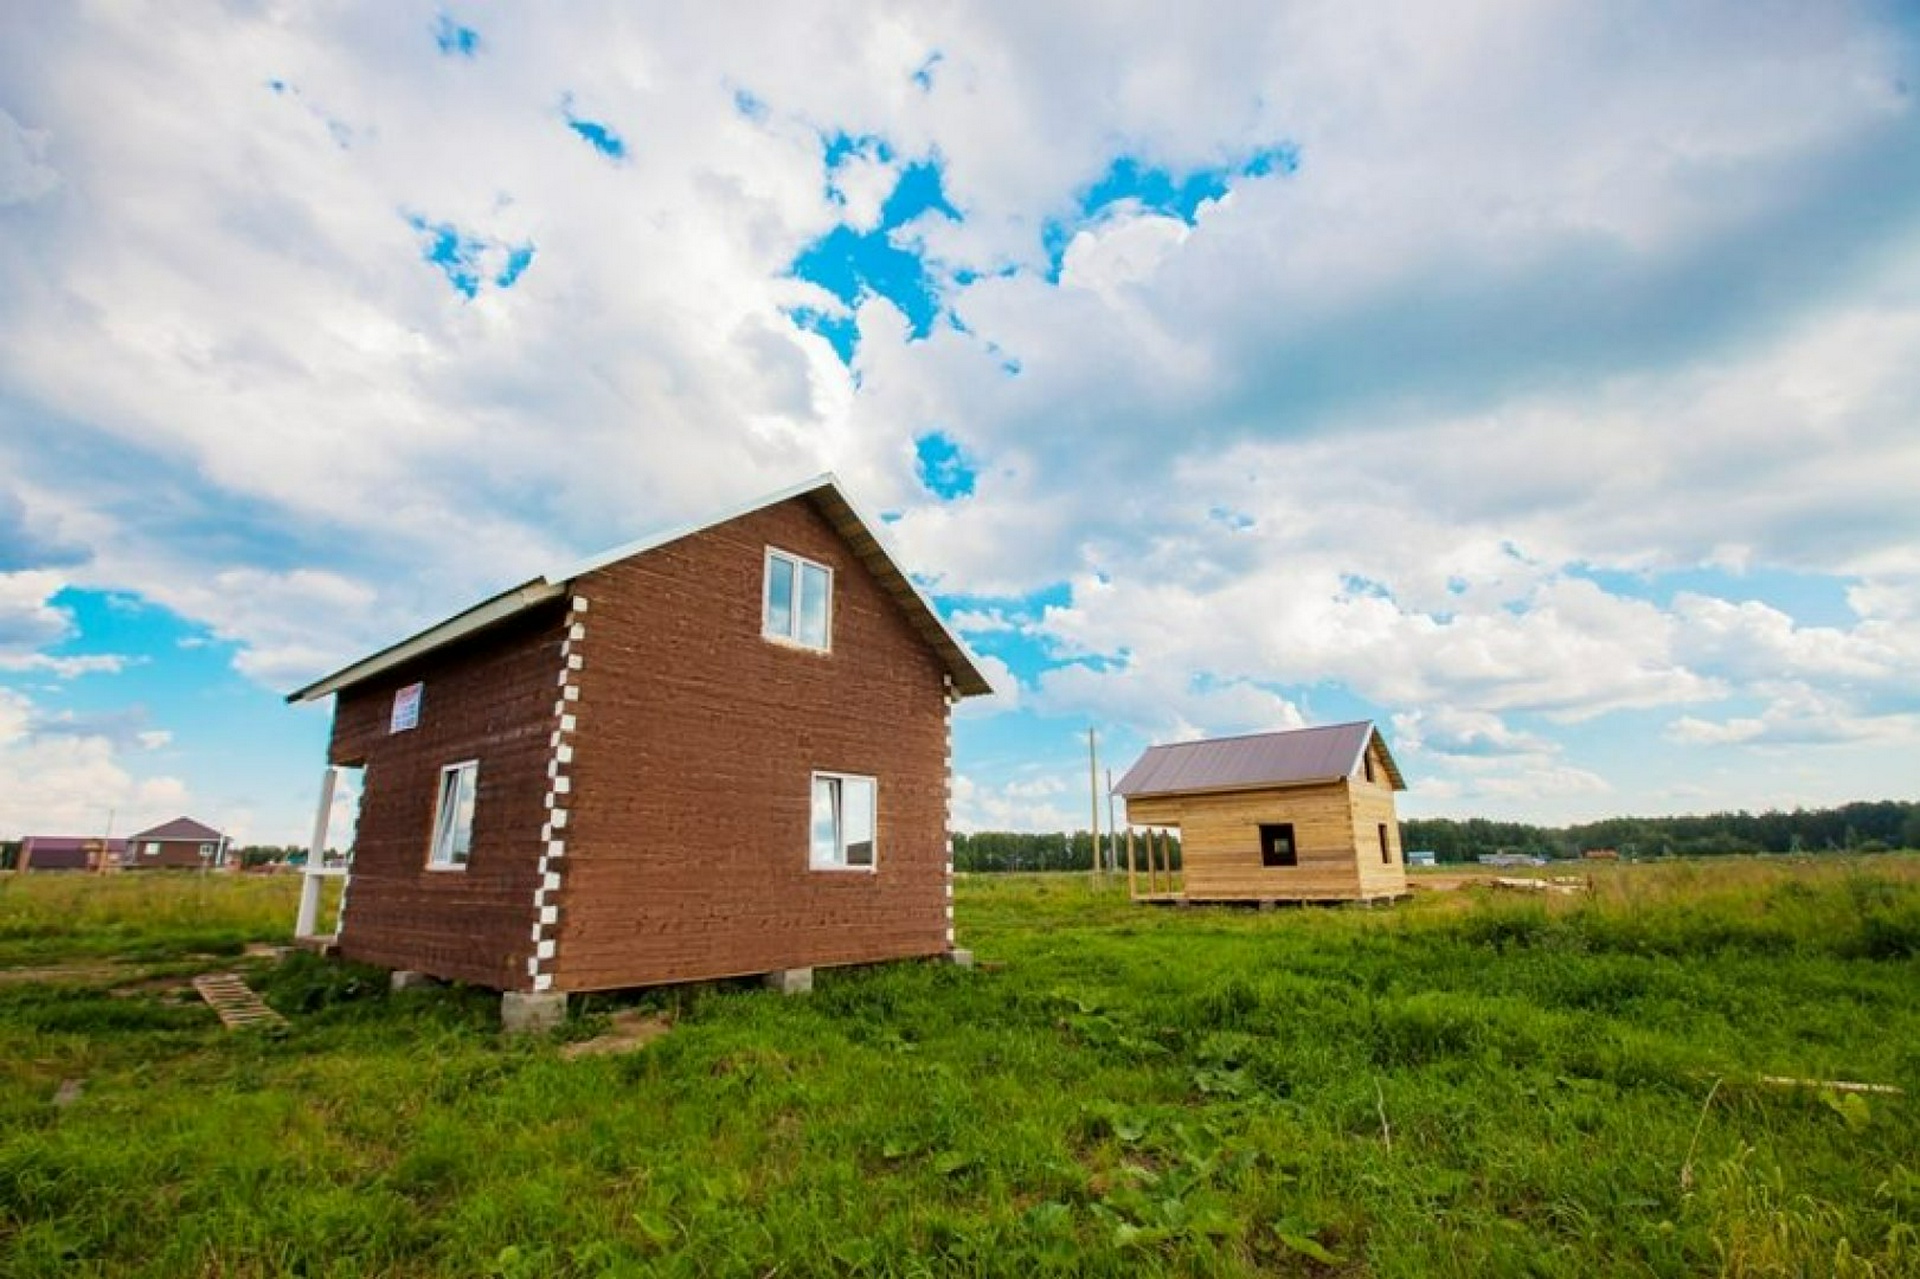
550;496;952;991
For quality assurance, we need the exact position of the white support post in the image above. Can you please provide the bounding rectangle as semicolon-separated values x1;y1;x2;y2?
295;766;338;939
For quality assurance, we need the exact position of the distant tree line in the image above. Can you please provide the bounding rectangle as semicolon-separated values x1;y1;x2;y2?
11;802;1911;876
1401;800;1920;863
952;830;1182;873
234;844;308;869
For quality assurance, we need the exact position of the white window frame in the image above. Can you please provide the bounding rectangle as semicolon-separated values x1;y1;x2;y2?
762;547;833;652
428;760;479;870
143;842;160;856
810;771;877;872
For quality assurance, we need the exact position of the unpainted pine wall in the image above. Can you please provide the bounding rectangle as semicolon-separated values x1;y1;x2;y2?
1349;771;1408;899
327;605;567;989
550;496;952;992
1127;782;1367;900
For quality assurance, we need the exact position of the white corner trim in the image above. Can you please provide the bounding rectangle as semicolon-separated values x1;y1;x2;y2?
525;608;586;993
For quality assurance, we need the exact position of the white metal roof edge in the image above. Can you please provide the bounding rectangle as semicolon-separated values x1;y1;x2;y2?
544;472;842;583
285;580;566;704
813;478;995;699
1346;721;1409;792
552;471;990;697
1343;721;1374;780
286;472;995;703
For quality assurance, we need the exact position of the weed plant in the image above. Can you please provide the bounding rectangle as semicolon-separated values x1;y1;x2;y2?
1;857;1916;1275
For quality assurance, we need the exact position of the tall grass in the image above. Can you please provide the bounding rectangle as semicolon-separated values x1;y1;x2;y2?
1;857;1915;1276
0;871;306;966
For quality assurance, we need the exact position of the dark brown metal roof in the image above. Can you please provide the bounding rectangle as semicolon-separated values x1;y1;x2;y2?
20;836;130;854
128;817;225;842
1113;721;1405;797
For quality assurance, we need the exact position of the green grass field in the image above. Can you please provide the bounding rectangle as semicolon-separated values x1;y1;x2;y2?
3;859;1918;1277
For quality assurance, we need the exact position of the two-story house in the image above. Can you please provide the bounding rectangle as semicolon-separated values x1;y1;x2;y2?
287;475;992;1025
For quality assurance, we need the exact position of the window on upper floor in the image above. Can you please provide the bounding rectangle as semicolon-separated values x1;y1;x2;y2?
764;548;832;650
429;760;479;869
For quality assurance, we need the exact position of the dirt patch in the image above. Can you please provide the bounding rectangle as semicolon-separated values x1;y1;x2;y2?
108;974;199;1000
0;962;129;986
1407;874;1476;893
561;1010;673;1060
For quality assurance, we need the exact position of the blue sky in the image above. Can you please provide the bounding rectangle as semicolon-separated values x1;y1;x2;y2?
1;3;1918;843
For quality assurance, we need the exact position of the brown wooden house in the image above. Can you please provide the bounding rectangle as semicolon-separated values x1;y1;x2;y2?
126;818;229;870
287;476;992;1022
1115;722;1408;904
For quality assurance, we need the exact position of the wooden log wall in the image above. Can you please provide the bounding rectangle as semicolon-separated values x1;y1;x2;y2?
1124;772;1406;902
551;497;954;992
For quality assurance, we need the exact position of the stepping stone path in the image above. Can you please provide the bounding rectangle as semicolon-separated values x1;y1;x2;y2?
191;973;286;1031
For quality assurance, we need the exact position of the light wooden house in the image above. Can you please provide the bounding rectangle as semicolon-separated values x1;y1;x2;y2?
1114;722;1408;904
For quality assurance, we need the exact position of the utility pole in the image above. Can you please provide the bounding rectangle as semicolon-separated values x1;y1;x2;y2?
1087;726;1101;880
97;806;115;874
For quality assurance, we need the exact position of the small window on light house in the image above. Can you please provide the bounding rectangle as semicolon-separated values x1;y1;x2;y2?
764;548;832;650
811;772;876;869
1259;823;1298;867
429;761;479;868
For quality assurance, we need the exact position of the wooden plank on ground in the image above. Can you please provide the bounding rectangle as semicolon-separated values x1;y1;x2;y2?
191;973;287;1031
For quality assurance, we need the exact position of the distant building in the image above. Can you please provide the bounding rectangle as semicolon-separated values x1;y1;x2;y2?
1406;849;1437;867
1114;721;1409;903
19;835;128;872
1582;848;1620;861
124;817;230;870
1478;853;1548;867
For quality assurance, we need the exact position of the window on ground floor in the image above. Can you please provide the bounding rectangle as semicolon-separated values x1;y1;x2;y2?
1259;822;1297;867
1379;822;1393;864
429;760;479;868
811;772;876;870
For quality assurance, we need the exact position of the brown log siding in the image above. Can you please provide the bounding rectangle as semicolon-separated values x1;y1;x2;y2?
328;604;567;989
551;497;951;992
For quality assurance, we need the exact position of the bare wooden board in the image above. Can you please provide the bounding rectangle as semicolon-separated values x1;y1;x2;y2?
191;973;287;1031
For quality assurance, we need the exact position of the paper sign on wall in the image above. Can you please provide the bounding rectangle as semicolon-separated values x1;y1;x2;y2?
391;682;423;733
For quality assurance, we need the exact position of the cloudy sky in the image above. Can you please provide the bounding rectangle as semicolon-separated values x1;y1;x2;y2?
2;2;1917;845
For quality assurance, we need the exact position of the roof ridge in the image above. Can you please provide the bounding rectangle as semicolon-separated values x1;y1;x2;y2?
1143;720;1373;751
287;473;994;703
544;472;840;583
